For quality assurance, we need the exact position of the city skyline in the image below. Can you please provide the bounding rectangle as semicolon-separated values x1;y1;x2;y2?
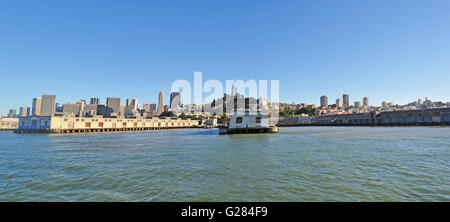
4;90;448;118
1;0;450;114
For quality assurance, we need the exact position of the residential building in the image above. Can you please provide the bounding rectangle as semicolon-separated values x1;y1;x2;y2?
343;94;349;107
320;95;328;108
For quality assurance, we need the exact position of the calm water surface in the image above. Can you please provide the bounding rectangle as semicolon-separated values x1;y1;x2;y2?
0;127;449;201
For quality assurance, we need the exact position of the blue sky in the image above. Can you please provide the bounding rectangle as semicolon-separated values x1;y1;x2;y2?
1;0;450;114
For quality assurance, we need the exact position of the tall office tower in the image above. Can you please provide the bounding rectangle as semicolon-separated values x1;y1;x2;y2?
106;97;120;117
363;97;369;107
354;101;361;108
164;105;170;112
84;104;98;116
343;94;349;107
41;94;56;116
418;98;422;106
31;98;42;116
231;84;235;96
143;103;151;111
90;98;100;104
320;95;328;108
170;92;181;109
157;85;164;116
126;98;138;111
7;109;16;118
336;99;343;108
382;101;387;108
149;104;157;112
125;98;138;116
19;106;30;117
62;104;81;116
76;100;86;116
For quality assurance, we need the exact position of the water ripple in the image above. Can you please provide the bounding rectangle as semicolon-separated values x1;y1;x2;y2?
0;127;449;201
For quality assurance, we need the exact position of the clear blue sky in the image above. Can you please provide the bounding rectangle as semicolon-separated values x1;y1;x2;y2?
1;0;450;114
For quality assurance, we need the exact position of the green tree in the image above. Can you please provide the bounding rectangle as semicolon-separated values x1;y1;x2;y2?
159;111;175;117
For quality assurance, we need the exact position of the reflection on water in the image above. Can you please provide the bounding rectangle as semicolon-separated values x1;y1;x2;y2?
0;127;449;201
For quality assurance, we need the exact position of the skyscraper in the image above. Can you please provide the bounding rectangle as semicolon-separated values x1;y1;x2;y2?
31;98;42;116
143;103;151;112
119;104;126;117
106;97;120;117
125;98;138;117
354;101;361;108
343;94;349;107
19;106;30;117
62;104;81;116
84;104;98;116
170;92;181;109
320;95;328;108
126;98;138;110
149;104;157;112
41;94;56;116
90;98;100;104
231;84;235;96
157;85;164;116
7;109;16;118
363;97;369;107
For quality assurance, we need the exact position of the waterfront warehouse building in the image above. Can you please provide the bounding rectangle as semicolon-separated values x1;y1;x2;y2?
292;108;450;126
16;116;200;133
0;118;19;131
